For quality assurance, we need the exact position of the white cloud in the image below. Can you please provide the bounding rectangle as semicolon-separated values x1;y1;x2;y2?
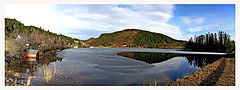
5;4;183;40
231;36;235;40
5;4;67;34
194;18;205;24
221;25;234;30
189;26;204;32
189;24;222;32
181;17;192;25
181;17;205;25
179;34;194;41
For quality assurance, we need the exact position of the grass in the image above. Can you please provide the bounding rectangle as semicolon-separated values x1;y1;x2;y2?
142;76;173;86
5;39;23;56
43;64;63;84
44;66;53;83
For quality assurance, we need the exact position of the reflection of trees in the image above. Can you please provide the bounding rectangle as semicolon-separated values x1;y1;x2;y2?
38;53;63;65
117;52;228;68
6;53;62;74
184;54;223;68
118;52;180;64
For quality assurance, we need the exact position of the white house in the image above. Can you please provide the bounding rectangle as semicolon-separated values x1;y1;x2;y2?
16;35;21;40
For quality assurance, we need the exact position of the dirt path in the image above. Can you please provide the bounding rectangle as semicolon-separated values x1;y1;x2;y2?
167;58;235;86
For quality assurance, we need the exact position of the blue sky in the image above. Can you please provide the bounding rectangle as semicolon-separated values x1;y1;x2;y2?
168;4;235;40
5;4;235;40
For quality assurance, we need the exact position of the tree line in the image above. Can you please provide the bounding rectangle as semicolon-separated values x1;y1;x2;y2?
185;31;235;53
5;18;82;57
5;18;77;44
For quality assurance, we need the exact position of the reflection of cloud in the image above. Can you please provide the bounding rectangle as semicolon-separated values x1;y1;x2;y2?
94;65;154;74
164;60;200;81
34;49;205;85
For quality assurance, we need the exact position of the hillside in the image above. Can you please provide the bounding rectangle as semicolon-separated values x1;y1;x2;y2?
87;29;185;48
5;18;82;57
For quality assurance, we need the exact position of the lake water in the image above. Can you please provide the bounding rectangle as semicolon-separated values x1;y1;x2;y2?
8;48;228;86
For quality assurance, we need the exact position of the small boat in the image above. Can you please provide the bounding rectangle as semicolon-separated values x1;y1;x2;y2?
22;49;39;58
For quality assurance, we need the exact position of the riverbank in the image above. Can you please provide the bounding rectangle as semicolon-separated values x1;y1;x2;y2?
89;46;185;49
5;49;63;86
5;48;234;86
166;57;235;86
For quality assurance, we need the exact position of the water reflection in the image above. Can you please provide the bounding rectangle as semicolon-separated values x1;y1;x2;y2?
6;53;63;85
94;64;154;74
6;48;233;86
7;53;62;73
117;52;180;64
184;54;223;68
117;52;228;68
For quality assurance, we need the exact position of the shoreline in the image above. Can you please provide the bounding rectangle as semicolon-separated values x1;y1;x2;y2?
5;49;235;86
5;49;62;86
166;57;235;86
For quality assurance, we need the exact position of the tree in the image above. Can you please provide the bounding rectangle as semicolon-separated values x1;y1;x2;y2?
185;31;234;53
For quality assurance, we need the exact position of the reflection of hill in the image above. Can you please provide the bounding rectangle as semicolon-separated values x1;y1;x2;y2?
117;52;180;64
117;52;229;68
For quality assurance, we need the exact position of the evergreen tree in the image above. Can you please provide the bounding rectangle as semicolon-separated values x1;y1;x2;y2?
185;31;235;53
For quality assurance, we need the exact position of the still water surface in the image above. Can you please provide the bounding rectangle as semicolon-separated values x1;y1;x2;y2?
9;48;227;86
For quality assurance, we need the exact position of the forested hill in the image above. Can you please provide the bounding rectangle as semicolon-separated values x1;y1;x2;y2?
5;18;82;56
87;29;186;48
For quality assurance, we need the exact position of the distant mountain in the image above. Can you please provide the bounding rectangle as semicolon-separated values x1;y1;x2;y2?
87;29;185;48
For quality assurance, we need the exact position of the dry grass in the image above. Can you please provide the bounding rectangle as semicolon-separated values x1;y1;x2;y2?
44;66;53;83
167;58;235;86
5;39;23;56
5;64;64;86
43;65;63;84
142;76;172;86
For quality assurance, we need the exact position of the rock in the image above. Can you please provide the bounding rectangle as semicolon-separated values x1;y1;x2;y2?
5;56;12;63
9;78;13;82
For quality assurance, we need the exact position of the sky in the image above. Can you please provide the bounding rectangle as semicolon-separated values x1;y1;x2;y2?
5;4;235;40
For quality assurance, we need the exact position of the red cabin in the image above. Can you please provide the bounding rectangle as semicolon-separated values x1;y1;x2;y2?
22;49;39;59
84;44;89;46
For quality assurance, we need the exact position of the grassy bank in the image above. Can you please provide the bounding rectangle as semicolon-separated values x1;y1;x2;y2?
166;57;235;86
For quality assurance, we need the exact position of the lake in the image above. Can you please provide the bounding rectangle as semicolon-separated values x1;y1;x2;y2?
8;48;228;86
